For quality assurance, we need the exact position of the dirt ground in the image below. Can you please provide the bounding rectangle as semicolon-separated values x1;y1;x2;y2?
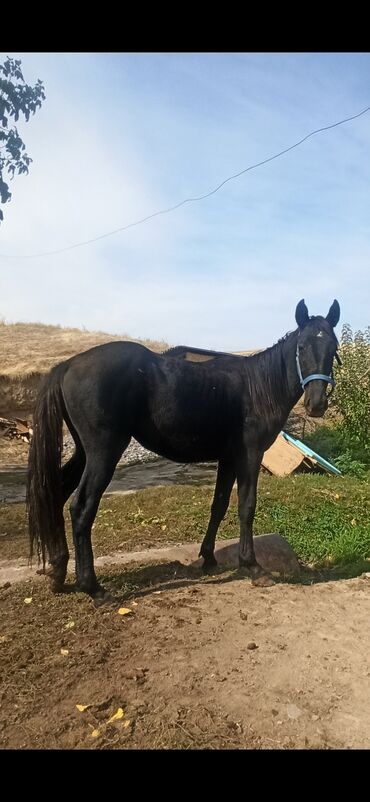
0;413;367;751
1;552;370;750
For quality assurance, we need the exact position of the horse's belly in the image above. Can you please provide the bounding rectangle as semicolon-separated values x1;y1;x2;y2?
133;422;224;463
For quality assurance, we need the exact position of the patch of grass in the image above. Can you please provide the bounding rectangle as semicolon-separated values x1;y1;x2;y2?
254;474;370;567
1;473;370;572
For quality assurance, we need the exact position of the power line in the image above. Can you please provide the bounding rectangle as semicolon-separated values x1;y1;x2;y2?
1;104;370;260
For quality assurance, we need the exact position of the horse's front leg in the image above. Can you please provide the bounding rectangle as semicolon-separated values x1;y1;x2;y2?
236;447;275;587
199;459;236;571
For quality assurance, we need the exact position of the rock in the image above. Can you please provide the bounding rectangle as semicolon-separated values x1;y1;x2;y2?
253;533;301;576
286;704;303;720
62;434;159;467
191;534;300;576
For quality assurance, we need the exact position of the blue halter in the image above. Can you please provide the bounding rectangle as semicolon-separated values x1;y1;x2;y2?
296;342;336;390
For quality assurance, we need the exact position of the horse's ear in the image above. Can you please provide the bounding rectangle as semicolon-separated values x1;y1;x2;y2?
326;299;340;328
295;299;309;329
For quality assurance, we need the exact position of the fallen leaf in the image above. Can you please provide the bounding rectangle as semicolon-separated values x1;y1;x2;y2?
132;601;138;607
65;621;75;629
24;597;32;604
91;729;100;738
60;648;69;656
122;720;130;729
0;635;8;643
76;704;90;712
118;608;132;616
107;707;125;724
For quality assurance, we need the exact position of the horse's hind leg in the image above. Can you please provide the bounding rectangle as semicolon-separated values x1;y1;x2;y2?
42;509;70;592
69;433;130;599
199;460;235;571
45;429;86;590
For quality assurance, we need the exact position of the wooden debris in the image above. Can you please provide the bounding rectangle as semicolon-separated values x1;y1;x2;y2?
0;416;33;443
262;432;340;476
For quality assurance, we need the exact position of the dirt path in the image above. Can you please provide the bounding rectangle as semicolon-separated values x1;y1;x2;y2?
0;459;217;503
1;549;370;749
0;537;225;586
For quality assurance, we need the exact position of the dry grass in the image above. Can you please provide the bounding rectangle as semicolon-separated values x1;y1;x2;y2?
0;321;169;378
0;318;326;428
0;319;264;419
0;319;263;379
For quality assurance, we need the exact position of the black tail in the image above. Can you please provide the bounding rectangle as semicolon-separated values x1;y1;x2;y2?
27;364;67;569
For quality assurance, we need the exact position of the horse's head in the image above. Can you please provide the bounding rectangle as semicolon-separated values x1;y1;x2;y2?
295;299;341;417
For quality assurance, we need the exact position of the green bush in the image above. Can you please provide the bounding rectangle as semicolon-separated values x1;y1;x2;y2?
304;424;344;462
332;323;370;457
334;451;367;479
303;324;370;475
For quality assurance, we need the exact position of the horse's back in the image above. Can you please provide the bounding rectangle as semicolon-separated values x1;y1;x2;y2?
59;338;245;461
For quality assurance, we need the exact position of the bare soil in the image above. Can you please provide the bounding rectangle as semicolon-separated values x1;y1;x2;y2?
1;553;370;750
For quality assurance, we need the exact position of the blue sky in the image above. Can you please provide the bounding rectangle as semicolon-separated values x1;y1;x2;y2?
1;52;369;350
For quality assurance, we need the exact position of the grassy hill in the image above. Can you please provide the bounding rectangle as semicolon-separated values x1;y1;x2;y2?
0;321;168;416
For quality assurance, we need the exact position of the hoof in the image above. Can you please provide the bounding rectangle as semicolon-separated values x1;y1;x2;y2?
50;580;66;594
75;576;110;601
45;566;67;592
238;562;276;587
201;556;218;574
43;558;68;590
251;574;275;588
92;588;116;607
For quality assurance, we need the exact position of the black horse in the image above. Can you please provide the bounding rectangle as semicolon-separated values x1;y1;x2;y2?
27;299;340;600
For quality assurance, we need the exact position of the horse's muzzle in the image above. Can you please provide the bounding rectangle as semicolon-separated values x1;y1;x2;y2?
304;396;328;417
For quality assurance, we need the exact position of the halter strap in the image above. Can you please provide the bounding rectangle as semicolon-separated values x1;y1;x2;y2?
296;343;336;390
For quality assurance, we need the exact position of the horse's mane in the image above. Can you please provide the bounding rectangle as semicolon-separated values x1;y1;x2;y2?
243;333;293;418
